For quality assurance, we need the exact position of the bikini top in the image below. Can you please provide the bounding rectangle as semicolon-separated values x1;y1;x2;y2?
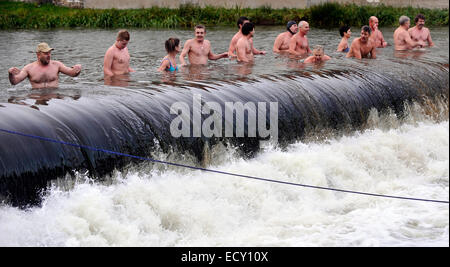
162;58;178;72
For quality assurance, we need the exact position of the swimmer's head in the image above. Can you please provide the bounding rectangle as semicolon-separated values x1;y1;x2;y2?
286;21;298;34
165;38;180;54
312;45;325;61
360;25;371;43
298;21;310;34
242;22;255;36
339;25;351;37
194;25;206;41
369;16;379;30
116;30;130;49
237;16;250;29
36;42;53;65
399;16;411;28
414;14;426;29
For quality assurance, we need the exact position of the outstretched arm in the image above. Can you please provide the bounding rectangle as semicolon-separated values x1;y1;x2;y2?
251;39;266;55
8;67;28;85
58;61;82;77
208;50;228;60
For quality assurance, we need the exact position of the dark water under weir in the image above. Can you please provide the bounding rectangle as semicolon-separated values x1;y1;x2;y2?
0;27;448;206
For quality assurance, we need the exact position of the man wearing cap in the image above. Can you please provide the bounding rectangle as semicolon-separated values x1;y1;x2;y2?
8;42;82;89
273;21;298;53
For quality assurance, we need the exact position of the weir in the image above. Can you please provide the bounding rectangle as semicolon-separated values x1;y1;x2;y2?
0;61;448;206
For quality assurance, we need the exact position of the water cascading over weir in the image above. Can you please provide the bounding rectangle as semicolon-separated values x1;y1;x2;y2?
0;62;448;206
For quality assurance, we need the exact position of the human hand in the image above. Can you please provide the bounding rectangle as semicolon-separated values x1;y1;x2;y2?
8;67;20;75
73;64;82;74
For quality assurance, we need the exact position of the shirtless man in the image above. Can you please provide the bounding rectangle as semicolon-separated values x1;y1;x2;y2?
228;16;265;58
236;22;257;63
179;25;228;66
273;21;298;53
369;16;388;48
8;42;82;89
103;30;135;77
393;16;422;51
304;45;331;63
346;26;377;59
408;14;434;47
288;20;312;57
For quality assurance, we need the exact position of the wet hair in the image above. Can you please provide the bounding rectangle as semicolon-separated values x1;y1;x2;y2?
195;25;206;31
361;25;371;35
241;22;255;36
165;38;180;53
399;15;410;25
414;14;426;23
237;16;249;28
339;25;350;37
117;30;130;41
313;45;324;54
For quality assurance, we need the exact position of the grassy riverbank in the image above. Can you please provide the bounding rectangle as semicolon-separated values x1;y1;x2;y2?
0;1;448;29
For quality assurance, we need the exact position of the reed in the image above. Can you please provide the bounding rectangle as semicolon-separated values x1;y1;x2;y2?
0;1;448;29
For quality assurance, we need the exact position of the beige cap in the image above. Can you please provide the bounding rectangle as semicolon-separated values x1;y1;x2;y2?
36;42;54;53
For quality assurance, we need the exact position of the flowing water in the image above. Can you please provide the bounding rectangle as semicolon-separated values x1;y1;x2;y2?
0;26;448;246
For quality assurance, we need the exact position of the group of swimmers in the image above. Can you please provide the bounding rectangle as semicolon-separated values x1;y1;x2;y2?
8;14;434;88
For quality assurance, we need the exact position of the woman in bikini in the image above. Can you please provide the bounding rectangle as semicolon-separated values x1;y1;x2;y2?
158;38;181;72
337;25;352;53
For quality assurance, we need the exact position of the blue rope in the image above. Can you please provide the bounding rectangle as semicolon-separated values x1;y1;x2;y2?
0;128;448;204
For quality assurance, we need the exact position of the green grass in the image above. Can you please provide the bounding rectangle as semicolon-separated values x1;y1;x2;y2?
0;1;448;29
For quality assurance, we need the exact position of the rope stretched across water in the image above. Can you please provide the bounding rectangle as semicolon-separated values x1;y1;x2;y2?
0;128;448;204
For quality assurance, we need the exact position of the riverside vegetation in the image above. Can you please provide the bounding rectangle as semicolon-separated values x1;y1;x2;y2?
0;1;448;29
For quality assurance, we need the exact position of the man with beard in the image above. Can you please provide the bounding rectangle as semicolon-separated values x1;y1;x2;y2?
369;16;388;48
408;14;434;47
8;42;82;89
273;21;298;53
346;25;377;59
288;20;312;57
179;25;228;66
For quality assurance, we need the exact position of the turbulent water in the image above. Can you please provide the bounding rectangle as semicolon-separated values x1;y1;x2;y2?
0;27;448;246
0;108;448;247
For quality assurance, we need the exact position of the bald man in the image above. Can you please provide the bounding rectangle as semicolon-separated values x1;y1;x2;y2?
369;16;388;48
288;20;312;56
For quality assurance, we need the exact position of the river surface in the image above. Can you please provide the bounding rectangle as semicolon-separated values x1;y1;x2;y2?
0;27;448;247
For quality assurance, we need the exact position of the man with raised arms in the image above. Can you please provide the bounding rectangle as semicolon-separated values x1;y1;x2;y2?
369;16;388;48
288;20;312;57
103;30;135;77
408;14;434;48
228;16;265;58
179;25;228;66
346;25;377;59
273;21;298;53
8;42;82;89
394;16;422;51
